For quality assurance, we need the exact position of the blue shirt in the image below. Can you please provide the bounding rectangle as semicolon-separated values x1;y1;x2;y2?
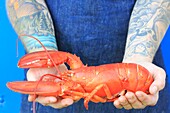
46;0;164;68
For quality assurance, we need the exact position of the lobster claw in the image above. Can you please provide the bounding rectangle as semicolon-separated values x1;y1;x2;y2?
18;50;84;69
18;50;68;68
6;81;61;96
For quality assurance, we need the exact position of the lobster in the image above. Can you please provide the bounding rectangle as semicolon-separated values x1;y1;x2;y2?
6;35;154;110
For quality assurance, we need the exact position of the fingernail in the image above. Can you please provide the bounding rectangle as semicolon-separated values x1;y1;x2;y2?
49;97;57;103
28;96;32;102
28;95;37;102
61;98;73;106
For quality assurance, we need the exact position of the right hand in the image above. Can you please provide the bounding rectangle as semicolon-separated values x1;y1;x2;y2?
27;64;74;109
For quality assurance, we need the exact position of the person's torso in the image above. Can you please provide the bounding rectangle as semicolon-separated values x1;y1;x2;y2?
46;0;136;66
45;0;164;68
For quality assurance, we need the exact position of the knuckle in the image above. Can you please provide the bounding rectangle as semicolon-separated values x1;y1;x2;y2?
124;107;132;110
53;106;63;109
113;101;122;109
42;103;49;106
49;104;63;109
159;68;166;82
115;106;123;109
128;96;136;104
121;101;128;106
150;101;157;106
114;103;122;109
124;105;132;110
159;68;166;76
114;104;121;109
139;106;146;109
159;82;165;89
133;106;139;109
128;97;137;105
133;105;146;109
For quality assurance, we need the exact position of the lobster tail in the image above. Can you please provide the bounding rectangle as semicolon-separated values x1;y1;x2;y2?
119;63;154;94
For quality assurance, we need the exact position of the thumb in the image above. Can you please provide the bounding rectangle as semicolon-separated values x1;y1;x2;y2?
149;67;166;94
53;98;74;109
27;67;58;81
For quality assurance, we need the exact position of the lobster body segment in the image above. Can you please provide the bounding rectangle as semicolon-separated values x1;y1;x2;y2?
64;63;153;97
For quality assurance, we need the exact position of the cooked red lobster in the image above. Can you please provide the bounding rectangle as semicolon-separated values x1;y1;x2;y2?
7;51;153;109
6;35;154;110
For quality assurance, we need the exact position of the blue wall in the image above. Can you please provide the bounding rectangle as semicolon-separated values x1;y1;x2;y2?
0;1;169;113
162;28;170;78
0;1;24;113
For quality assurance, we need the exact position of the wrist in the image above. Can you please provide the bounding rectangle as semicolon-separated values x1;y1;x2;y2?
20;34;58;53
122;55;153;63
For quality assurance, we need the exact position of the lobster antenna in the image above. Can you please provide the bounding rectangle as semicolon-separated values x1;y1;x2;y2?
19;34;62;76
33;101;36;113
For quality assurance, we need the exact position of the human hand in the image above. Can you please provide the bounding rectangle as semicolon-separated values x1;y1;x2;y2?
113;62;166;110
27;64;74;109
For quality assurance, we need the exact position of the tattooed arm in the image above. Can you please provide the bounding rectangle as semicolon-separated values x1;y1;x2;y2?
6;0;57;53
114;0;169;110
6;0;73;109
123;0;170;62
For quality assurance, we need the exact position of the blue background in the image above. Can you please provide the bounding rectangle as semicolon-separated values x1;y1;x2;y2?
0;1;169;113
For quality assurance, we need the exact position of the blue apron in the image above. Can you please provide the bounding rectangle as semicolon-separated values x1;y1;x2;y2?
21;0;170;113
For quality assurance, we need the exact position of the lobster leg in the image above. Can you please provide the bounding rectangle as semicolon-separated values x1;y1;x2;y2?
64;90;107;104
107;90;127;102
84;84;113;110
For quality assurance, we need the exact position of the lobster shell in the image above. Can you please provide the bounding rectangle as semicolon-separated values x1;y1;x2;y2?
7;63;154;109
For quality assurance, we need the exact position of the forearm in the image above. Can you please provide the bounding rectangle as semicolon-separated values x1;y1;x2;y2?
123;0;170;62
6;0;57;53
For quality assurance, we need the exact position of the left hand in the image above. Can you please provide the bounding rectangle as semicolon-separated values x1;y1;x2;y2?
27;64;74;109
113;62;166;110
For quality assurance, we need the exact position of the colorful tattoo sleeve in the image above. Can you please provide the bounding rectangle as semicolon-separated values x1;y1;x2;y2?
123;0;170;62
6;0;58;53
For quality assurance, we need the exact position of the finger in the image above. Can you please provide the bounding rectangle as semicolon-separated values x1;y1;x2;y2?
27;68;41;81
28;95;73;109
150;67;166;94
113;100;123;109
125;92;146;109
28;95;57;103
118;96;133;110
27;67;58;81
48;98;74;109
58;64;68;73
28;95;38;102
35;96;57;104
29;95;57;106
136;91;158;106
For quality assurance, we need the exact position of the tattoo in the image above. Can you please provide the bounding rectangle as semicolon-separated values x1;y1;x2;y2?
6;0;57;53
124;0;170;61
